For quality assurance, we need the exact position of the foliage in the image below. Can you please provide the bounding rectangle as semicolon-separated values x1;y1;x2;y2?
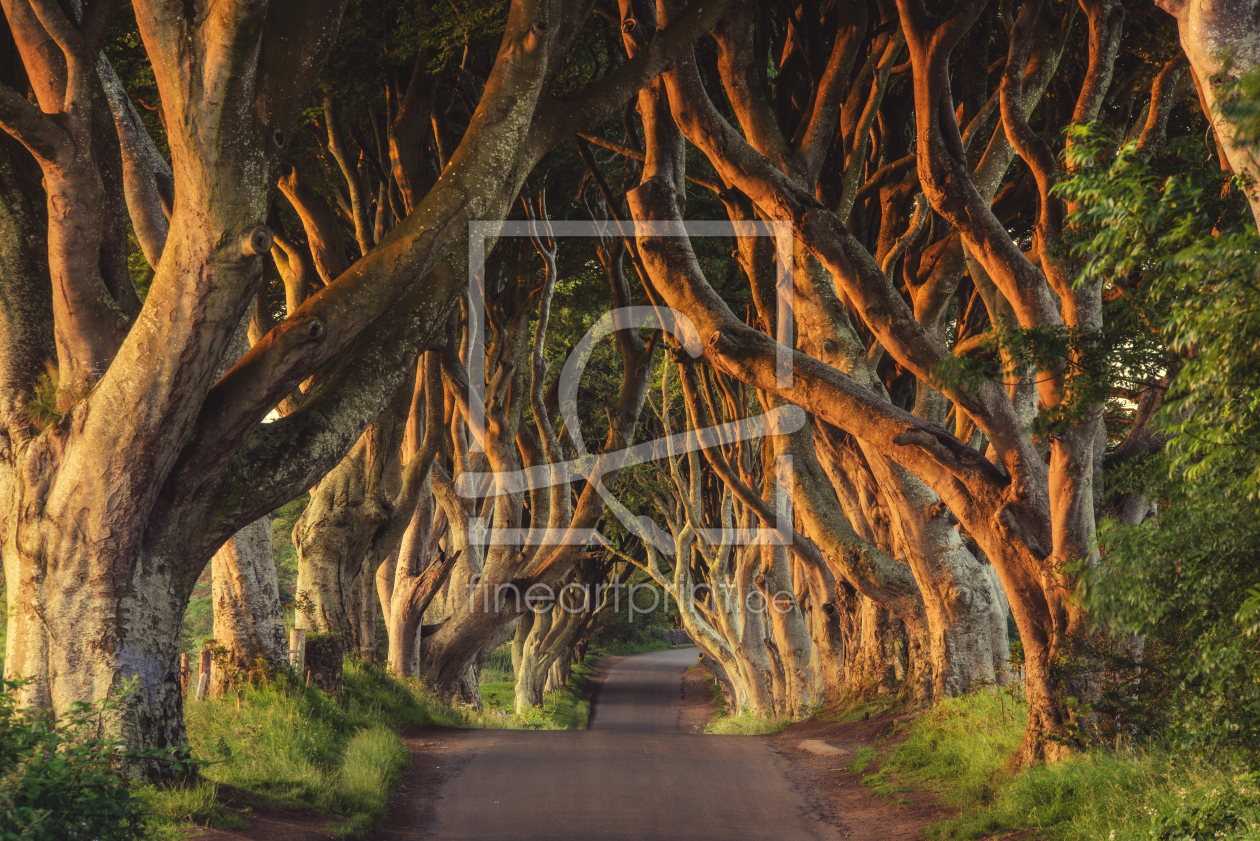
1060;123;1260;494
270;495;309;610
1150;782;1260;841
1052;112;1260;750
0;678;165;840
879;691;1260;841
178;596;212;656
478;643;514;685
1091;459;1260;748
586;576;680;653
589;636;673;657
931;314;1155;439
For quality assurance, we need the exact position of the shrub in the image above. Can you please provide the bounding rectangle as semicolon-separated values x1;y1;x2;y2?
880;690;1260;841
0;678;149;840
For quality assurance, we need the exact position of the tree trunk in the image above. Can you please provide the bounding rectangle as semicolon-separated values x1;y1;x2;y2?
1157;0;1260;230
4;525;191;777
293;394;406;640
350;554;378;661
513;609;551;712
210;517;287;694
514;600;584;713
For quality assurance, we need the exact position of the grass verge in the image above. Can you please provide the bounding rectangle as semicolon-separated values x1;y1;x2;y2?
705;711;792;735
142;659;538;837
874;691;1260;841
478;659;597;730
692;664;791;735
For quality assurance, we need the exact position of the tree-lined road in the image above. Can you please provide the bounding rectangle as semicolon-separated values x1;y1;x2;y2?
422;649;834;840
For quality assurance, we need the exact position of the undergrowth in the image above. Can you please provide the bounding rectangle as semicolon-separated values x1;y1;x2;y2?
694;662;792;735
877;691;1260;841
144;659;548;838
479;660;596;730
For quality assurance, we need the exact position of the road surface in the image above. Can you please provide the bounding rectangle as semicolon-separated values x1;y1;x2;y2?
422;648;834;840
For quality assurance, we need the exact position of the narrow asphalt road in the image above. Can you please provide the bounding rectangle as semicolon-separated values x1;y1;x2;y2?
423;648;835;840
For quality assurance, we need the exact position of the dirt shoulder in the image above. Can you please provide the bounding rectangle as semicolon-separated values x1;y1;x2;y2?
764;712;947;841
679;659;715;733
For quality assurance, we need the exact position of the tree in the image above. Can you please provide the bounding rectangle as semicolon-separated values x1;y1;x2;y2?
0;0;733;777
604;0;1189;762
1156;0;1260;230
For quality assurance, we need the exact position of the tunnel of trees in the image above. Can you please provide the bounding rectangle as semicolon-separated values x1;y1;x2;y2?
0;0;1258;781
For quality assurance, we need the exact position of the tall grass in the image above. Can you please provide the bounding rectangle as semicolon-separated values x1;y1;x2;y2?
705;711;791;735
877;691;1260;841
144;662;435;836
694;666;792;735
478;659;597;730
479;643;514;684
145;660;520;837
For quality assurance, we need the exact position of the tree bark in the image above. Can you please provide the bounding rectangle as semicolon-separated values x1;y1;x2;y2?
210;517;287;694
1157;0;1260;231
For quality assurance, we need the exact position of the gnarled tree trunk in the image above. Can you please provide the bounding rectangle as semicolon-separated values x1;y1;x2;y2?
210;517;287;694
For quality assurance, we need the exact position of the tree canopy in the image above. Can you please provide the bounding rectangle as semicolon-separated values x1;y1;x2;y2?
0;0;1257;778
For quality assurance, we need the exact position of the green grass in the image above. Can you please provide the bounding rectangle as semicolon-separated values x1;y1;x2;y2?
477;660;596;730
705;711;792;734
830;695;906;723
694;665;791;735
142;660;480;837
877;691;1260;841
848;746;878;774
479;681;515;713
135;781;247;836
591;637;674;656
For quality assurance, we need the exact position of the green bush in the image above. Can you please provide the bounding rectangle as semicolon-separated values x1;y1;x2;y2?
1151;783;1260;841
0;678;148;840
1058;116;1260;751
879;690;1260;841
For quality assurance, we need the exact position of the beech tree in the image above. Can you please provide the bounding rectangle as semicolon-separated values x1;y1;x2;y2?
591;0;1194;763
0;0;731;777
0;0;1224;776
1156;0;1260;229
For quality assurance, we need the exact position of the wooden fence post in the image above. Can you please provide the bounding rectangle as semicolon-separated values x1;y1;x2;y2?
180;652;190;694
